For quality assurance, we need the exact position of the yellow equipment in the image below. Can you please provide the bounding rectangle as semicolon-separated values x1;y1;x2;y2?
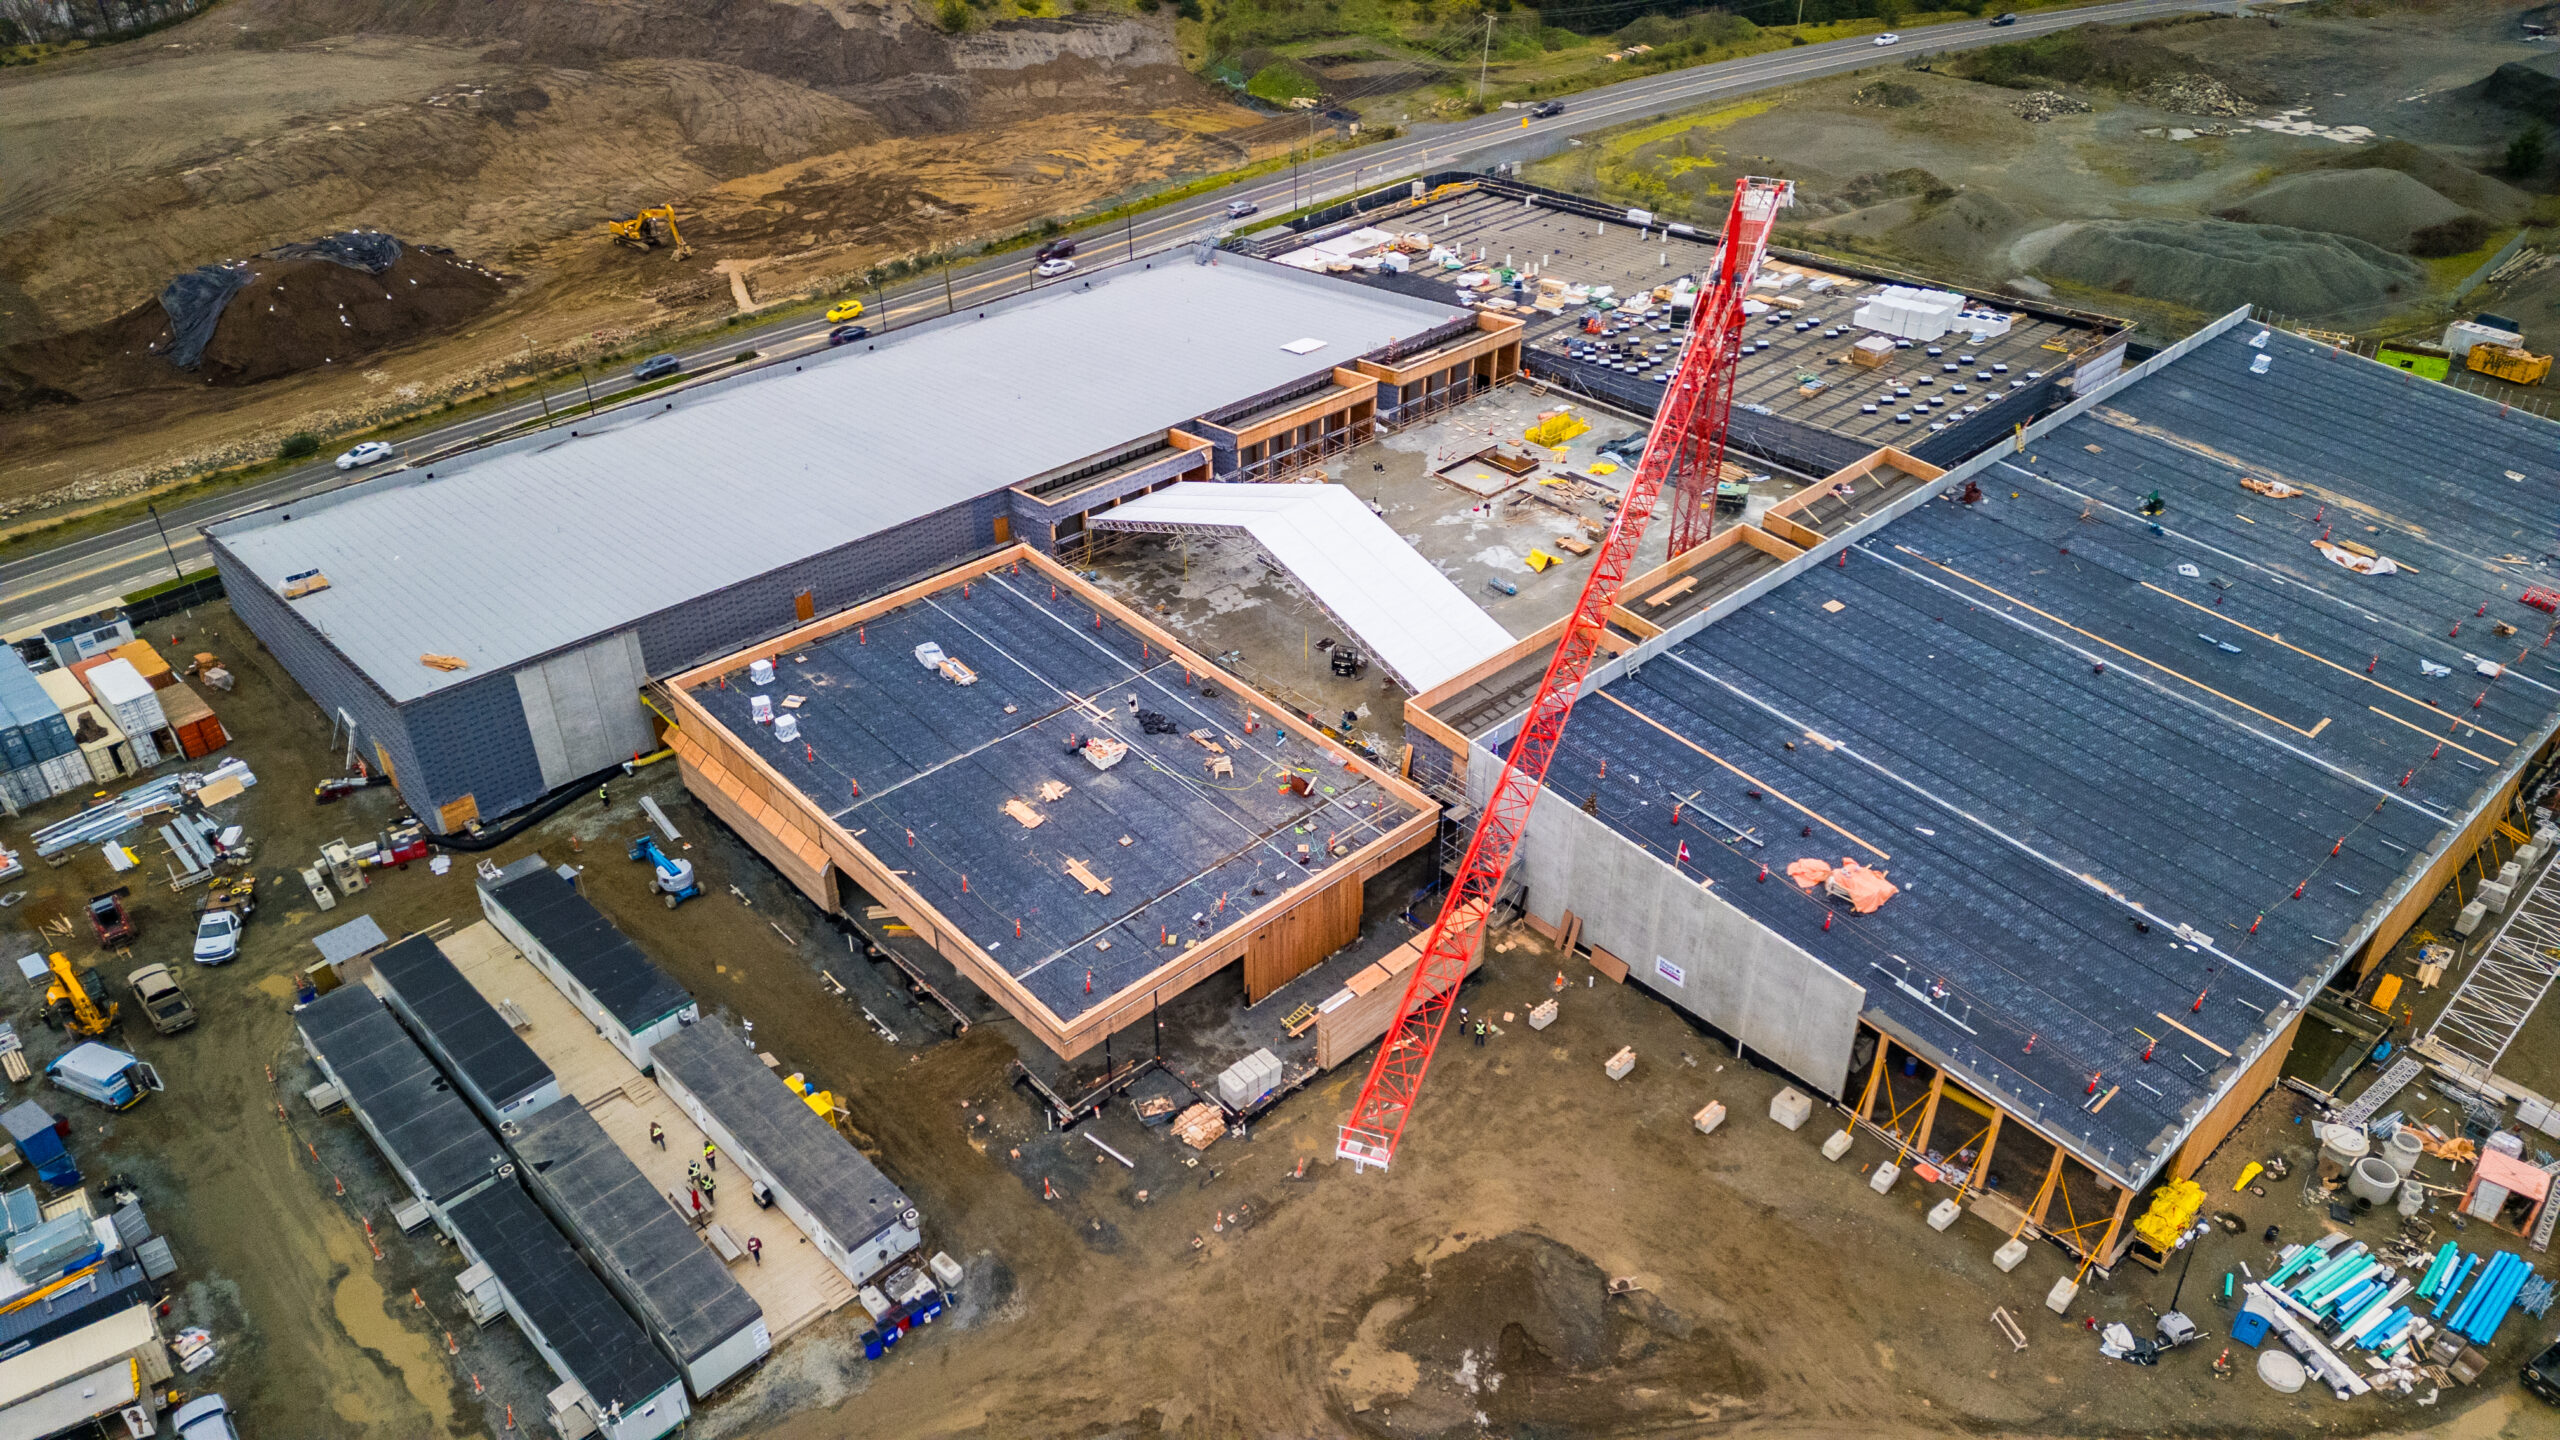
2468;343;2551;386
2127;1177;2206;1270
43;953;118;1038
606;205;692;260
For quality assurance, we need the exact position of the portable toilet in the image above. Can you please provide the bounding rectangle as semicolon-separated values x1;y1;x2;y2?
44;1044;161;1111
0;1102;77;1187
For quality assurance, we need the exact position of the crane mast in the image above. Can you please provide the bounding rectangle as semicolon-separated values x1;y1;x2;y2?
1337;177;1793;1172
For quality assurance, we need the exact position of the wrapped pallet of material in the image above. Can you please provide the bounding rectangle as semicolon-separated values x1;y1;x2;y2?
1852;285;1966;341
80;659;166;769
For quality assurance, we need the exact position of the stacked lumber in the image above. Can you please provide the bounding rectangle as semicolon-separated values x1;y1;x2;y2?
1171;1103;1227;1150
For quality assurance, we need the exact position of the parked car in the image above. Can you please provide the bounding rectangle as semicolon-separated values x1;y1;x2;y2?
1226;199;1260;219
828;324;871;345
333;440;396;471
46;1042;161;1110
632;353;683;382
1530;101;1566;118
128;964;197;1036
1989;11;2018;22
192;910;243;965
825;299;865;322
1872;32;1900;45
1036;238;1079;262
173;1395;240;1440
1034;257;1076;278
87;890;135;948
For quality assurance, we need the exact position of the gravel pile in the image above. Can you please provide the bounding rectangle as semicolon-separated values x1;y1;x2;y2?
2136;74;2256;117
2011;91;2093;123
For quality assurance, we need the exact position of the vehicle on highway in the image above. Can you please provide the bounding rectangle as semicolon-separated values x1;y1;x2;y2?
632;353;683;382
829;324;871;345
128;964;197;1036
1530;101;1566;118
173;1396;240;1440
1872;32;1900;45
1037;238;1079;262
1226;199;1260;219
1989;11;2017;23
192;909;243;966
1035;257;1076;278
333;441;396;471
825;299;865;322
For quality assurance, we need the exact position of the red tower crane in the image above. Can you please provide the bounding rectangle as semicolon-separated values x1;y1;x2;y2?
1336;177;1794;1172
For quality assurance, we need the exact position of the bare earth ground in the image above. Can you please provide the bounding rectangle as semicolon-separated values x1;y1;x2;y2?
0;0;1284;513
6;597;2551;1439
1527;3;2550;338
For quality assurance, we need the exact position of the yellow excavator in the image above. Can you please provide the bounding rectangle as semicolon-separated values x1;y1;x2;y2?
43;953;118;1038
606;204;692;260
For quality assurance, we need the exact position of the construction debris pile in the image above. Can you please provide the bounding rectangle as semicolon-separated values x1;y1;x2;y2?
2134;75;2256;117
2010;91;2094;123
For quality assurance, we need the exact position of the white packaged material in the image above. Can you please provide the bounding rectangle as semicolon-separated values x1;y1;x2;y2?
748;658;776;686
773;713;800;743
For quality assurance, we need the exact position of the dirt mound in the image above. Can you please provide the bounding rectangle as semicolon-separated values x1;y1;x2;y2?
1888;190;2032;271
2306;140;2532;225
1334;1232;1762;1435
2222;168;2470;251
0;242;505;409
2040;218;2419;318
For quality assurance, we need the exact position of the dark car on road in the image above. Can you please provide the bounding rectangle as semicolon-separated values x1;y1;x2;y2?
633;354;682;381
829;324;870;345
1990;11;2018;22
1530;101;1566;118
1036;238;1078;262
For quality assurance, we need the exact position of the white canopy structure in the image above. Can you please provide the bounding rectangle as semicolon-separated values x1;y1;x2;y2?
1088;483;1514;692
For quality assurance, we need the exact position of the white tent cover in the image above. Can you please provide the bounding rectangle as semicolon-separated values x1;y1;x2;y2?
1089;482;1515;693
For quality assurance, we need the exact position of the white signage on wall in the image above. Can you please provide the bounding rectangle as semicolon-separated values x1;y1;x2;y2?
1655;956;1685;987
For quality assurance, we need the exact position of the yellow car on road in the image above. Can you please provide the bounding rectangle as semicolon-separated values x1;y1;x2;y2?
826;299;865;322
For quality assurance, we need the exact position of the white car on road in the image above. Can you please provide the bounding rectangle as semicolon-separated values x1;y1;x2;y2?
1872;32;1900;45
1035;257;1076;278
334;440;396;471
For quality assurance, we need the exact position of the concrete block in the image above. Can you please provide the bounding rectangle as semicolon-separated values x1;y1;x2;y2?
2455;900;2488;937
2045;1276;2078;1315
1604;1047;1637;1081
2478;879;2513;913
2498;861;2521;889
1869;1160;1899;1195
1692;1101;1726;1135
1993;1238;2029;1272
927;1251;963;1289
1821;1128;1853;1162
1528;999;1558;1031
1927;1198;1961;1231
1769;1087;1813;1130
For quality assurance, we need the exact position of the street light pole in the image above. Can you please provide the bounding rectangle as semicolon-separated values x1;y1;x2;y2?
1477;14;1495;104
144;503;186;584
523;335;553;426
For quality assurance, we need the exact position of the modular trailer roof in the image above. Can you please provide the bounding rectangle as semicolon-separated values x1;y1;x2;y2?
297;985;507;1204
1548;320;2560;1187
678;566;1423;1021
481;867;692;1034
207;260;1467;703
649;1017;912;1248
372;934;555;1116
446;1178;680;1417
508;1102;761;1370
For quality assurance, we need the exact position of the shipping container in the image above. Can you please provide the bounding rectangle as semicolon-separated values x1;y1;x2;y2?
108;640;176;691
158;681;229;761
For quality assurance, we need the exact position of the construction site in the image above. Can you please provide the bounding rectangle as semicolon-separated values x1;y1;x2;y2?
10;133;2560;1439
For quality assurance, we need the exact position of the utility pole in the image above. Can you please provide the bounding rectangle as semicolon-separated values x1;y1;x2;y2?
1477;14;1496;105
1126;211;1135;260
523;335;553;426
577;336;599;417
144;503;186;584
1796;0;1805;26
943;262;956;315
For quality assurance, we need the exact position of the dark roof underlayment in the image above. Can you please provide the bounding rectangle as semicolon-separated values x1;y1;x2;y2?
298;985;509;1203
447;1178;680;1417
507;1103;761;1372
371;934;555;1114
681;568;1421;1022
1547;320;2560;1187
483;868;693;1033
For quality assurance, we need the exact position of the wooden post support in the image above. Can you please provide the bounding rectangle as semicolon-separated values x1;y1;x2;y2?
2027;1149;2067;1227
1912;1071;1947;1157
2092;1187;2136;1269
1857;1029;1891;1126
1962;1109;2005;1202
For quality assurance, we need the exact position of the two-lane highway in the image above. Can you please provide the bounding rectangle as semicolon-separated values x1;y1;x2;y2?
0;0;2222;635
